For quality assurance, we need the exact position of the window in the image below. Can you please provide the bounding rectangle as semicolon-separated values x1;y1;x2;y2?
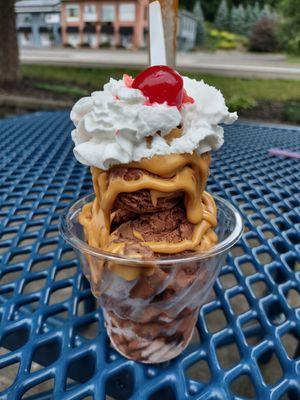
44;13;60;24
24;15;32;24
66;4;79;21
83;4;97;22
101;4;115;22
18;14;32;25
119;3;136;22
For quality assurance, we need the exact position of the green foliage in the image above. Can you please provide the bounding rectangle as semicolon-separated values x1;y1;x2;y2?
252;2;262;21
198;0;220;21
208;28;248;50
249;17;279;52
260;4;278;21
194;1;206;46
282;101;300;123
214;0;229;30
230;5;246;35
243;2;261;33
179;0;197;11
279;0;300;55
228;95;257;111
285;35;300;55
179;1;280;21
99;42;112;48
231;0;279;5
279;0;300;17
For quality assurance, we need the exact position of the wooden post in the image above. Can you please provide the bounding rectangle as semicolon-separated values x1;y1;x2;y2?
0;0;20;86
149;0;178;67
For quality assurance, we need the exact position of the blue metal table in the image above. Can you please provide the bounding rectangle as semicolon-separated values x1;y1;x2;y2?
0;112;299;400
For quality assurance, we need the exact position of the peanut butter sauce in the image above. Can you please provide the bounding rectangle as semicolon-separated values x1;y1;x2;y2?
80;152;217;253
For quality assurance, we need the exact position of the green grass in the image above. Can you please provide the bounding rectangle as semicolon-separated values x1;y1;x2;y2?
22;64;300;103
33;82;88;97
287;55;300;64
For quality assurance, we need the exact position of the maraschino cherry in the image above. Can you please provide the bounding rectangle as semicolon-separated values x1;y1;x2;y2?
132;65;184;109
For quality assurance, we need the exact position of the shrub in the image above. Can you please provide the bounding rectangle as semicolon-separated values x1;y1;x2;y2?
220;31;236;41
99;42;112;48
249;17;279;52
282;101;300;123
228;95;257;112
208;29;248;51
285;35;300;55
210;29;220;38
218;40;237;50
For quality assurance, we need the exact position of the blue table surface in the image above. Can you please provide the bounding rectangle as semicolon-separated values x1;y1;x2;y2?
0;112;299;400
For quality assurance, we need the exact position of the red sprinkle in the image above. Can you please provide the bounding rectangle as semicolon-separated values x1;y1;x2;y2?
115;129;120;136
182;89;195;105
123;74;134;88
115;95;120;100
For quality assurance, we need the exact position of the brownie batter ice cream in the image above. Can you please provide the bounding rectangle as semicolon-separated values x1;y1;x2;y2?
70;65;237;362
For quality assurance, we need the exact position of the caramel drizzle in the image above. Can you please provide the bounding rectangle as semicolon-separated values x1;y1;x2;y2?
80;152;218;256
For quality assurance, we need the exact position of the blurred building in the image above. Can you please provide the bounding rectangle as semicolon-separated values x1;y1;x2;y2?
60;0;148;49
15;0;197;50
15;0;61;47
177;9;197;51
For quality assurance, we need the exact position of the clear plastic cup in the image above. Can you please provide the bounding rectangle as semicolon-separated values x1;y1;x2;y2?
60;193;243;364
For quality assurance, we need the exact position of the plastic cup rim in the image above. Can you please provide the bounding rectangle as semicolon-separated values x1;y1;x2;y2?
59;193;243;266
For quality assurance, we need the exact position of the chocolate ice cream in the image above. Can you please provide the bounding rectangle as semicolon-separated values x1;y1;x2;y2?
78;153;218;362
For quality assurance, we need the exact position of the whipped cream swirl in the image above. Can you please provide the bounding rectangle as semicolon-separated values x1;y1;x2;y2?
71;76;237;169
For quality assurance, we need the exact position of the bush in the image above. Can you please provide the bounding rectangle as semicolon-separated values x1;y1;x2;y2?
218;40;237;50
208;29;248;51
228;95;257;112
249;17;279;52
285;35;300;55
282;101;300;123
99;42;112;48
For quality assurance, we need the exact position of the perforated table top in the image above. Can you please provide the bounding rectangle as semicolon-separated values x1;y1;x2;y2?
0;112;299;400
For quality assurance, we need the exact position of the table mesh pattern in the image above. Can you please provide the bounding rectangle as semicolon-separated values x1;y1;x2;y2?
0;112;299;400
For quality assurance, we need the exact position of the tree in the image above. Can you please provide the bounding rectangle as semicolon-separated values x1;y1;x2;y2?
179;0;196;11
231;0;279;6
252;2;262;21
230;5;246;35
202;1;221;22
260;4;273;20
194;0;206;46
244;4;256;33
0;0;20;86
179;0;279;22
279;0;300;54
214;0;229;30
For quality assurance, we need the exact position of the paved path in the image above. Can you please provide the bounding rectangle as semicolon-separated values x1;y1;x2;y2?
20;48;300;79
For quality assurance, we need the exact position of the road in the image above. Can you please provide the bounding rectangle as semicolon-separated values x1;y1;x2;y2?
20;48;300;80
